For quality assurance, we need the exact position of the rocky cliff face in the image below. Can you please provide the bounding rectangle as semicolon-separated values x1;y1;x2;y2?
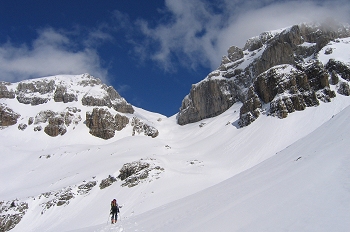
177;79;237;125
177;22;350;126
0;74;159;140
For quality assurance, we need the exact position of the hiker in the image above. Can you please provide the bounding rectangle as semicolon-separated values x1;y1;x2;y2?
110;199;120;224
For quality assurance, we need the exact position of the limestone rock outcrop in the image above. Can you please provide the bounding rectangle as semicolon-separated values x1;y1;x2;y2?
0;104;20;127
0;200;28;232
177;79;237;125
86;108;119;140
85;108;132;140
54;85;77;103
16;79;55;105
31;108;82;137
117;159;164;187
0;82;15;99
177;22;350;126
0;73;136;138
82;85;134;114
131;117;159;138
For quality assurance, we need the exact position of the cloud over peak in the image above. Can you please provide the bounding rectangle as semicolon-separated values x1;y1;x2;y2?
136;0;350;71
0;28;108;83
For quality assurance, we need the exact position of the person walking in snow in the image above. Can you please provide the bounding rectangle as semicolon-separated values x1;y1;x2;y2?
110;199;120;224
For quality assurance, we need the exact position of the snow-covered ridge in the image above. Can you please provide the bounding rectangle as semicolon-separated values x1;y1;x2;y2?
0;73;163;140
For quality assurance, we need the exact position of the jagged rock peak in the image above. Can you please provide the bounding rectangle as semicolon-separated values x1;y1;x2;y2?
0;73;134;113
177;22;350;126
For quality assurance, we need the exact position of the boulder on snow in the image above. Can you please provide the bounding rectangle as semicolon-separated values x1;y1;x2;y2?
77;181;97;195
117;159;164;187
337;81;350;96
99;175;117;189
0;104;20;127
131;117;159;138
0;200;28;232
0;82;15;99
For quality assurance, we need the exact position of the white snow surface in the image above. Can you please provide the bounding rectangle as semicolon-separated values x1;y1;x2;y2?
319;37;350;65
1;81;350;231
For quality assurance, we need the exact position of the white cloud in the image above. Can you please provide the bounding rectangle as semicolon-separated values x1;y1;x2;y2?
137;0;350;71
0;28;108;83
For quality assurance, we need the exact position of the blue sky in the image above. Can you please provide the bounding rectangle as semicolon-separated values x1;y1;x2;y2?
1;0;349;116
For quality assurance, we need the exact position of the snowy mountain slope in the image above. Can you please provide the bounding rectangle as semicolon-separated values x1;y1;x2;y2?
2;88;350;232
1;22;350;232
101;104;350;232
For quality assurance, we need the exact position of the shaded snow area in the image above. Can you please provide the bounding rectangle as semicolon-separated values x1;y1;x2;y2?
1;90;350;231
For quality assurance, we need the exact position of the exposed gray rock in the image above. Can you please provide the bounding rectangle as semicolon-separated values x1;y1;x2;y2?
0;82;15;99
239;87;262;127
0;200;28;232
337;81;350;96
303;61;330;91
325;59;350;81
54;85;77;103
28;117;34;125
117;159;164;187
18;123;27;131
115;114;129;131
131;117;159;138
17;79;55;94
39;187;75;214
81;85;134;114
178;22;350;126
0;104;20;127
86;108;117;139
78;74;103;87
239;64;332;126
86;109;157;139
244;31;276;51
112;101;135;114
44;116;67;137
56;192;74;206
77;181;97;195
177;79;237;125
227;46;244;62
99;175;117;189
118;161;150;181
106;86;121;99
32;109;82;136
16;94;50;105
16;79;55;105
324;47;333;55
253;39;294;77
330;70;339;85
34;110;56;124
34;126;42;131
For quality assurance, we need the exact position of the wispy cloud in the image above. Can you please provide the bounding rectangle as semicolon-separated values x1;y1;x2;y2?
0;27;109;83
135;0;350;71
116;84;131;95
